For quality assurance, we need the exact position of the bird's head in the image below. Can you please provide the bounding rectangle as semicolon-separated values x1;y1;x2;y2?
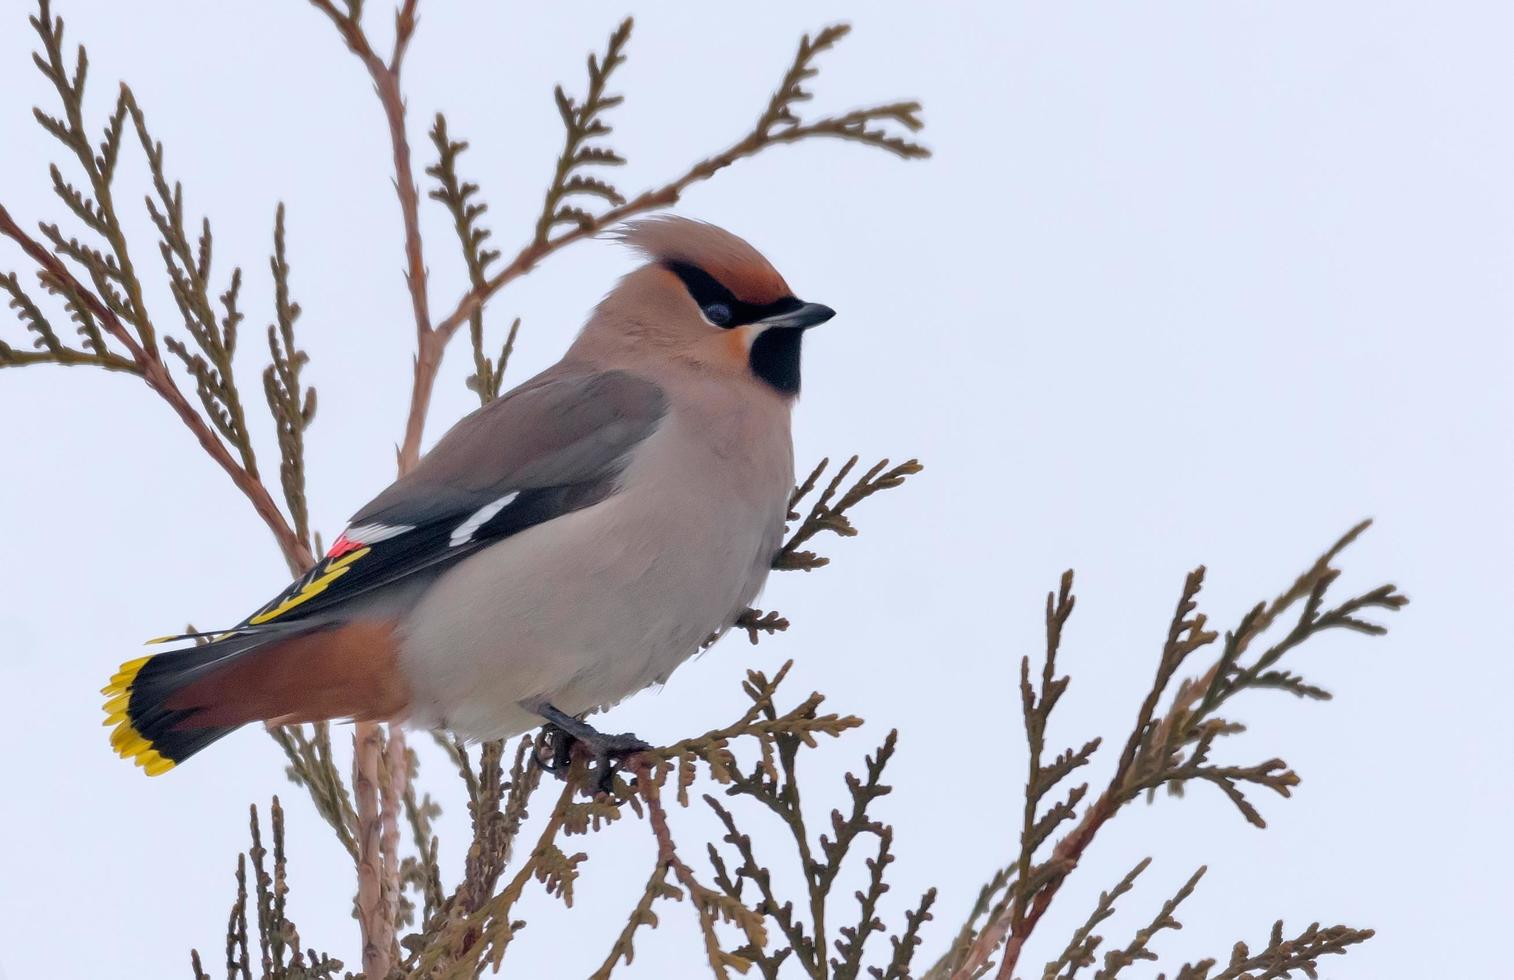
572;216;835;396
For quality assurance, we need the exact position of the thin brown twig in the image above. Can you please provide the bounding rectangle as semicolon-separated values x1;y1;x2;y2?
380;726;406;965
417;35;927;462
953;523;1398;980
352;724;389;978
303;5;433;972
304;0;433;474
588;856;674;980
639;761;741;980
0;200;312;572
414;775;579;978
8;10;930;976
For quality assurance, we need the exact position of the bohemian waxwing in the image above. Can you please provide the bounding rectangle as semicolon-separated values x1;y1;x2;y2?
103;216;835;779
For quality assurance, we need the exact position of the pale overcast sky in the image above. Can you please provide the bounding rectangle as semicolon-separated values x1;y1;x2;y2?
2;2;1511;978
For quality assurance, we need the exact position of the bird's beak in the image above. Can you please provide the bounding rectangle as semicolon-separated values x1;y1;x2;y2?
758;301;836;331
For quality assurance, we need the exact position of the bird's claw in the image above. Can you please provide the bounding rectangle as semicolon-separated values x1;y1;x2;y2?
535;722;576;777
534;720;650;796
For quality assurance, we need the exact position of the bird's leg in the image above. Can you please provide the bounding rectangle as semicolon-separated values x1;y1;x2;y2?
531;703;651;794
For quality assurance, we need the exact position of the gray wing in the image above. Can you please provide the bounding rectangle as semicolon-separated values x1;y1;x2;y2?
353;368;667;526
228;369;666;630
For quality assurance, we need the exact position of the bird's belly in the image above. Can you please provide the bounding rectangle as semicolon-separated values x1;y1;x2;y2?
396;480;782;740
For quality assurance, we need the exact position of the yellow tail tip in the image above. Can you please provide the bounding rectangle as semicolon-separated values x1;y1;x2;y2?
108;721;175;775
103;656;174;775
110;724;147;755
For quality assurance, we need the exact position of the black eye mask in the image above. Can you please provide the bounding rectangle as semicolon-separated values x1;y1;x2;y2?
664;262;802;328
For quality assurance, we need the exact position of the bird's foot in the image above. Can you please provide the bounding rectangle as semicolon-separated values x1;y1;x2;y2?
532;704;651;796
536;722;576;777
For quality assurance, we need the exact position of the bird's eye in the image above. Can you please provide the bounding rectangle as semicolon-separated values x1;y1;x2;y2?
703;302;732;327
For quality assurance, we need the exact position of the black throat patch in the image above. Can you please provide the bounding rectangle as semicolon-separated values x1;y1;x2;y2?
748;327;804;395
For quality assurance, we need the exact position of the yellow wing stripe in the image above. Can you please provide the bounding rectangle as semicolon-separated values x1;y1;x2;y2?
247;547;371;625
102;653;175;777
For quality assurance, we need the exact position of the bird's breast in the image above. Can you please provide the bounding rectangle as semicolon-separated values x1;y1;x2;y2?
605;394;793;602
397;389;794;737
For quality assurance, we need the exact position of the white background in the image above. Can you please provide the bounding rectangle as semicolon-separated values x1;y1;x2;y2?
1;2;1510;978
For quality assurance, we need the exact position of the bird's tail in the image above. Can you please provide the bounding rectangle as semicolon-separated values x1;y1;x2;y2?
103;620;407;775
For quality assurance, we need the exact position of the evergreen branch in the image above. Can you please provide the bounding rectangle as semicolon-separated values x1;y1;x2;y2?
870;888;937;980
1010;573;1098;939
920;575;1099;979
1042;858;1151;980
535;19;632;245
923;866;1016;980
642;762;768;980
4;2;313;574
1121;528;1407;823
304;0;431;367
127;86;262;479
756;24;849;138
473;315;518;404
261;204;315;550
707;793;810;976
950;524;1404;980
25;10;338;845
195;799;345;980
1093;867;1205;979
776;457;924;571
8;8;935;980
734;607;791;644
399;757;444;930
266;723;358;861
49;260;110;357
698;711;912;979
0;268;135;371
28;1;157;345
410;733;541;966
426;18;929;370
409;775;578;978
425;113;511;405
755;26;928;159
1166;920;1374;980
380;729;410;957
300;8;435;973
351;724;390;976
588;858;680;980
228;854;251;980
0;201;311;571
820;732;898;897
831;823;894;980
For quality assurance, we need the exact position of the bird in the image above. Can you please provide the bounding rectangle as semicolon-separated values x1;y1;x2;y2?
102;215;835;782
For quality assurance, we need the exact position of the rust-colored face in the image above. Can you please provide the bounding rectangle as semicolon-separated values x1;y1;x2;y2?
659;259;835;394
577;217;835;394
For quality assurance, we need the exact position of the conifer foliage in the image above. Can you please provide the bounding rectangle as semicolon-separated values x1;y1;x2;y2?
1;3;1402;977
